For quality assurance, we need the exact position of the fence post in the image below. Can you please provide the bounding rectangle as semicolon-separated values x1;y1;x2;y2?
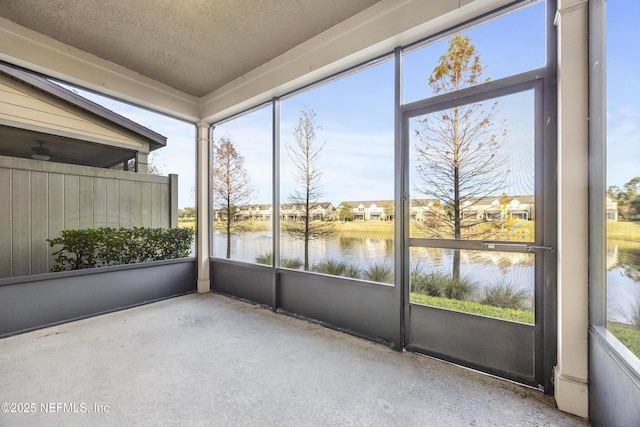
169;174;179;228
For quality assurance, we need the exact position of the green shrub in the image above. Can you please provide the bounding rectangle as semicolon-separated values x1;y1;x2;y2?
281;257;304;269
441;275;477;301
363;261;393;284
48;227;194;271
410;267;444;297
628;302;640;330
255;252;272;265
254;252;303;269
410;269;476;301
481;283;531;310
312;259;361;278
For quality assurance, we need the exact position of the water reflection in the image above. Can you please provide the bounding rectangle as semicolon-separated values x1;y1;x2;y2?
211;234;640;325
607;240;640;323
213;231;532;290
411;247;535;296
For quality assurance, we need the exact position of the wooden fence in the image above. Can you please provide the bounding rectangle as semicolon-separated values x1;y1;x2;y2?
0;155;178;278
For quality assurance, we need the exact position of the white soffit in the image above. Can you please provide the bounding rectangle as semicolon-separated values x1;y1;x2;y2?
0;0;516;122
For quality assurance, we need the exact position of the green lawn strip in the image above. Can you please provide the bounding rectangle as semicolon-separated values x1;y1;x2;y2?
178;220;195;229
410;293;534;324
607;323;640;358
606;221;640;241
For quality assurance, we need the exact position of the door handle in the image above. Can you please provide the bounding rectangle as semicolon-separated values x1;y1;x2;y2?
480;242;554;252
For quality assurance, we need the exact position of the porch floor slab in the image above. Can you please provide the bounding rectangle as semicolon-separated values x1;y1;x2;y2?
0;293;589;426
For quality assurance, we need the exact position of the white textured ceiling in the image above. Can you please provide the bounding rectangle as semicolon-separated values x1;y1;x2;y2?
0;0;382;97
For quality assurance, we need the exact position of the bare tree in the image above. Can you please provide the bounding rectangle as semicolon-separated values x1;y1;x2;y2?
283;106;335;270
212;136;255;259
414;34;506;279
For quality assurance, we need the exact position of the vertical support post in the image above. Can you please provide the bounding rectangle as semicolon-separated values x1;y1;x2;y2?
393;46;405;350
540;0;559;395
272;98;281;311
169;173;178;228
196;122;210;293
588;0;607;332
554;0;589;418
137;151;149;174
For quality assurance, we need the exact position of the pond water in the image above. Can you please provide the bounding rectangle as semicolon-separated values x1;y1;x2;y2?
607;240;640;323
213;230;535;296
211;232;640;325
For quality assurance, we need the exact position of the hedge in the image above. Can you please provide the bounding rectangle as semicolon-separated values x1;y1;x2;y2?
48;227;194;271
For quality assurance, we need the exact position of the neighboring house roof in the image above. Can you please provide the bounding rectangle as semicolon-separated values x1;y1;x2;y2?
237;204;272;211
281;202;333;210
340;200;394;208
0;61;166;169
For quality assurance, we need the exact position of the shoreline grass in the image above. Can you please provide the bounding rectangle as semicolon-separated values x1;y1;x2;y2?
607;322;640;358
411;293;535;324
180;218;544;240
182;217;640;242
606;221;640;242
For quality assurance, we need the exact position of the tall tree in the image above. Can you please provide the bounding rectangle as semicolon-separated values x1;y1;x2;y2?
212;136;255;258
338;204;354;222
414;34;506;279
608;176;640;219
283;106;335;270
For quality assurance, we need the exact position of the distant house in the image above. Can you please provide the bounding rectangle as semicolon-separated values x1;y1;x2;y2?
279;202;334;221
461;195;535;222
338;200;394;220
0;63;166;172
409;199;441;221
233;204;272;221
606;194;618;221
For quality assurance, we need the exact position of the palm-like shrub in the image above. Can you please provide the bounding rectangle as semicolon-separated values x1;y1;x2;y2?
312;259;361;278
481;283;531;310
255;252;303;269
409;268;476;301
441;275;477;301
628;302;640;330
255;252;272;265
281;257;304;269
363;261;393;284
410;266;444;297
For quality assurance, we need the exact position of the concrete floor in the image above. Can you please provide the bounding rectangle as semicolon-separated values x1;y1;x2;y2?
0;293;589;427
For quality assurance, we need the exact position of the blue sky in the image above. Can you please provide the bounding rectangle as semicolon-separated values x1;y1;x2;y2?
63;0;638;207
60;86;197;208
606;1;640;190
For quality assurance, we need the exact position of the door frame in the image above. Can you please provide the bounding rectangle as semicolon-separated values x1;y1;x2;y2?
397;68;556;390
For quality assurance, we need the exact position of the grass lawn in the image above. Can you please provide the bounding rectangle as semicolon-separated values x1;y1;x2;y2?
608;322;640;359
181;219;538;240
607;221;640;241
178;220;195;229
410;293;535;324
334;220;394;234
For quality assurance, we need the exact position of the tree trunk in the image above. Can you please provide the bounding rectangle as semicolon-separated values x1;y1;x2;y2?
452;105;461;280
226;201;231;259
452;249;461;281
